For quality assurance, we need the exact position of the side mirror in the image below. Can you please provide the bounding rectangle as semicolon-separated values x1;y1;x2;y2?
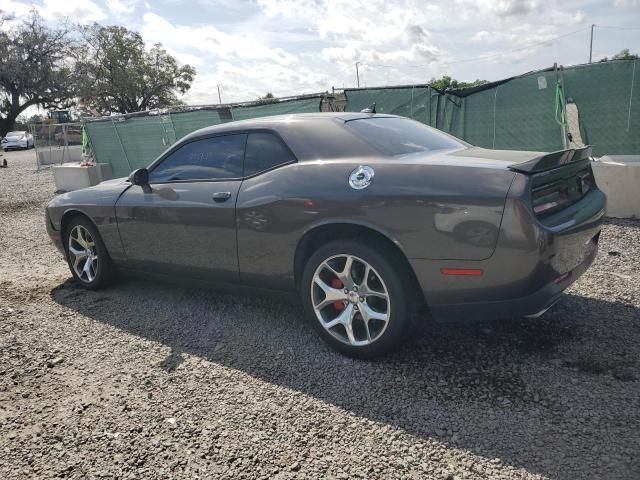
129;168;149;187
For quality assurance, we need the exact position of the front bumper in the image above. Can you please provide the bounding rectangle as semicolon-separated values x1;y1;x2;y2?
45;210;65;256
411;176;606;321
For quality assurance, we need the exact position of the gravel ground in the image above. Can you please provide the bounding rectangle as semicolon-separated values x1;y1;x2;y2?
1;149;639;480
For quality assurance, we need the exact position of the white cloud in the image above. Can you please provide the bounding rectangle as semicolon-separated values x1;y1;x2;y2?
105;0;137;16
471;9;584;50
257;0;319;19
183;61;332;104
1;0;33;17
613;0;639;7
3;0;638;105
455;0;540;16
259;0;447;69
1;0;106;23
141;13;298;66
38;0;106;22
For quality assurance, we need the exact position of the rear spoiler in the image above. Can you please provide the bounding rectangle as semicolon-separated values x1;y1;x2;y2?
509;146;592;174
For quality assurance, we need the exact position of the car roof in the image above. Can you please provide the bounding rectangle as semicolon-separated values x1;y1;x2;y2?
183;112;399;140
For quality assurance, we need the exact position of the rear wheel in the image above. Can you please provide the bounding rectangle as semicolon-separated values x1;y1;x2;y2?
301;240;411;358
63;217;116;289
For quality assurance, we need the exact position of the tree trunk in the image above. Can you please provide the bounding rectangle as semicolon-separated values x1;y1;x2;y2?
0;113;19;137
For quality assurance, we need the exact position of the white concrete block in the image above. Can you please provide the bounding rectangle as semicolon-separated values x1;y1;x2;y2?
592;156;640;219
52;163;102;192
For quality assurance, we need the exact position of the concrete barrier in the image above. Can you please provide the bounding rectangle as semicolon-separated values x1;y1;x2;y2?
37;145;82;166
592;156;640;219
52;163;114;192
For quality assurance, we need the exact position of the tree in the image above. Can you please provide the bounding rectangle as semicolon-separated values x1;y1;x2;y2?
79;25;196;115
256;92;278;104
0;12;80;136
599;48;639;62
428;76;488;91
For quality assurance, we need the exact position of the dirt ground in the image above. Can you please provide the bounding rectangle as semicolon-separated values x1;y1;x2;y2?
1;149;639;480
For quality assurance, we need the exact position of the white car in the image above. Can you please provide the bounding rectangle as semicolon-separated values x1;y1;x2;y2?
1;131;34;151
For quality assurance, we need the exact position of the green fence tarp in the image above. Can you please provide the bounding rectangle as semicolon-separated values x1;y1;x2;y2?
491;70;562;151
169;109;233;139
85;121;129;177
562;60;639;156
113;116;169;172
231;96;321;121
345;60;639;156
87;61;639;177
86;97;322;176
344;87;431;123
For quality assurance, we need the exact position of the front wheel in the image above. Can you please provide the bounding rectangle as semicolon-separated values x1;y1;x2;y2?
301;240;411;358
63;217;116;289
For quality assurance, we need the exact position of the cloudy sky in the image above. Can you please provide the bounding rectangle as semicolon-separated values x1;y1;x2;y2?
3;0;640;104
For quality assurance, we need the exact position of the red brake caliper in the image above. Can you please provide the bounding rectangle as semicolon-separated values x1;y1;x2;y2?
331;278;345;310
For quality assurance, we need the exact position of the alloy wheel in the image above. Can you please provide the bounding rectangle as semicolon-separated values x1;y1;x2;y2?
311;254;390;346
68;225;99;283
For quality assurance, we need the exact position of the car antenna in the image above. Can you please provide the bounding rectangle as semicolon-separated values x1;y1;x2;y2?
360;102;376;114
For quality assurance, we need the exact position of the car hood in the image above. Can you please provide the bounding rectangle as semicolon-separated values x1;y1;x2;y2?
3;135;25;141
48;176;130;210
98;176;129;187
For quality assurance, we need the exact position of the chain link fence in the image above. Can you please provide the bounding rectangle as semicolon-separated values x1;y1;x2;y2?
29;122;84;169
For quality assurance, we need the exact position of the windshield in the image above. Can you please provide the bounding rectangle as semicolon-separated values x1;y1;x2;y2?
7;131;25;136
345;117;465;157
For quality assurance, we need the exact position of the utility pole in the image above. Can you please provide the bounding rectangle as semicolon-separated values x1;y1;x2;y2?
589;24;595;64
217;84;222;104
355;62;360;88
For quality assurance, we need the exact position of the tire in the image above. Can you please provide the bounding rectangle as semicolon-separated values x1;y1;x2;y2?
301;239;411;358
63;216;116;289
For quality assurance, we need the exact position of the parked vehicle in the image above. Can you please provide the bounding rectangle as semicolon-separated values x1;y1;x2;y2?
45;113;605;357
2;130;34;151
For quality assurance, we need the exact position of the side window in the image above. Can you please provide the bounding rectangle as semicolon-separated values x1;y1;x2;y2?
150;134;246;182
244;132;295;176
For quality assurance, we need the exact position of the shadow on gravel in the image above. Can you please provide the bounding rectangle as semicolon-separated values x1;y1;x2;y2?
51;278;640;478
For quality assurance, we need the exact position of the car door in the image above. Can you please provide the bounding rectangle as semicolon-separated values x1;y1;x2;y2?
115;133;247;282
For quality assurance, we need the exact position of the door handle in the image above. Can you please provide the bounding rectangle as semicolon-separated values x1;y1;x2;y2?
212;191;232;202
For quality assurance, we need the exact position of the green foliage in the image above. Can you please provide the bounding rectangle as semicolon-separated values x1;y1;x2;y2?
13;113;43;129
0;12;79;135
256;92;278;105
428;76;488;91
599;48;639;62
79;25;196;115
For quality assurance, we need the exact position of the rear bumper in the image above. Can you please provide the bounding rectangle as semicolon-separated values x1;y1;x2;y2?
2;141;28;150
411;175;606;321
425;238;598;320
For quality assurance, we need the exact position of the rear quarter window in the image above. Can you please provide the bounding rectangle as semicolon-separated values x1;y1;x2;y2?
244;132;295;176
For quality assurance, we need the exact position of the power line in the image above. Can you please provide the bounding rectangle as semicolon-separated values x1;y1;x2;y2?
596;25;640;31
361;26;591;70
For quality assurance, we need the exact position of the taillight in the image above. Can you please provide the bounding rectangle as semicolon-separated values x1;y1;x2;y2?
532;181;570;216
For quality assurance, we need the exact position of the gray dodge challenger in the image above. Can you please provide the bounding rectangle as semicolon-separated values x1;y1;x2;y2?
46;113;605;357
